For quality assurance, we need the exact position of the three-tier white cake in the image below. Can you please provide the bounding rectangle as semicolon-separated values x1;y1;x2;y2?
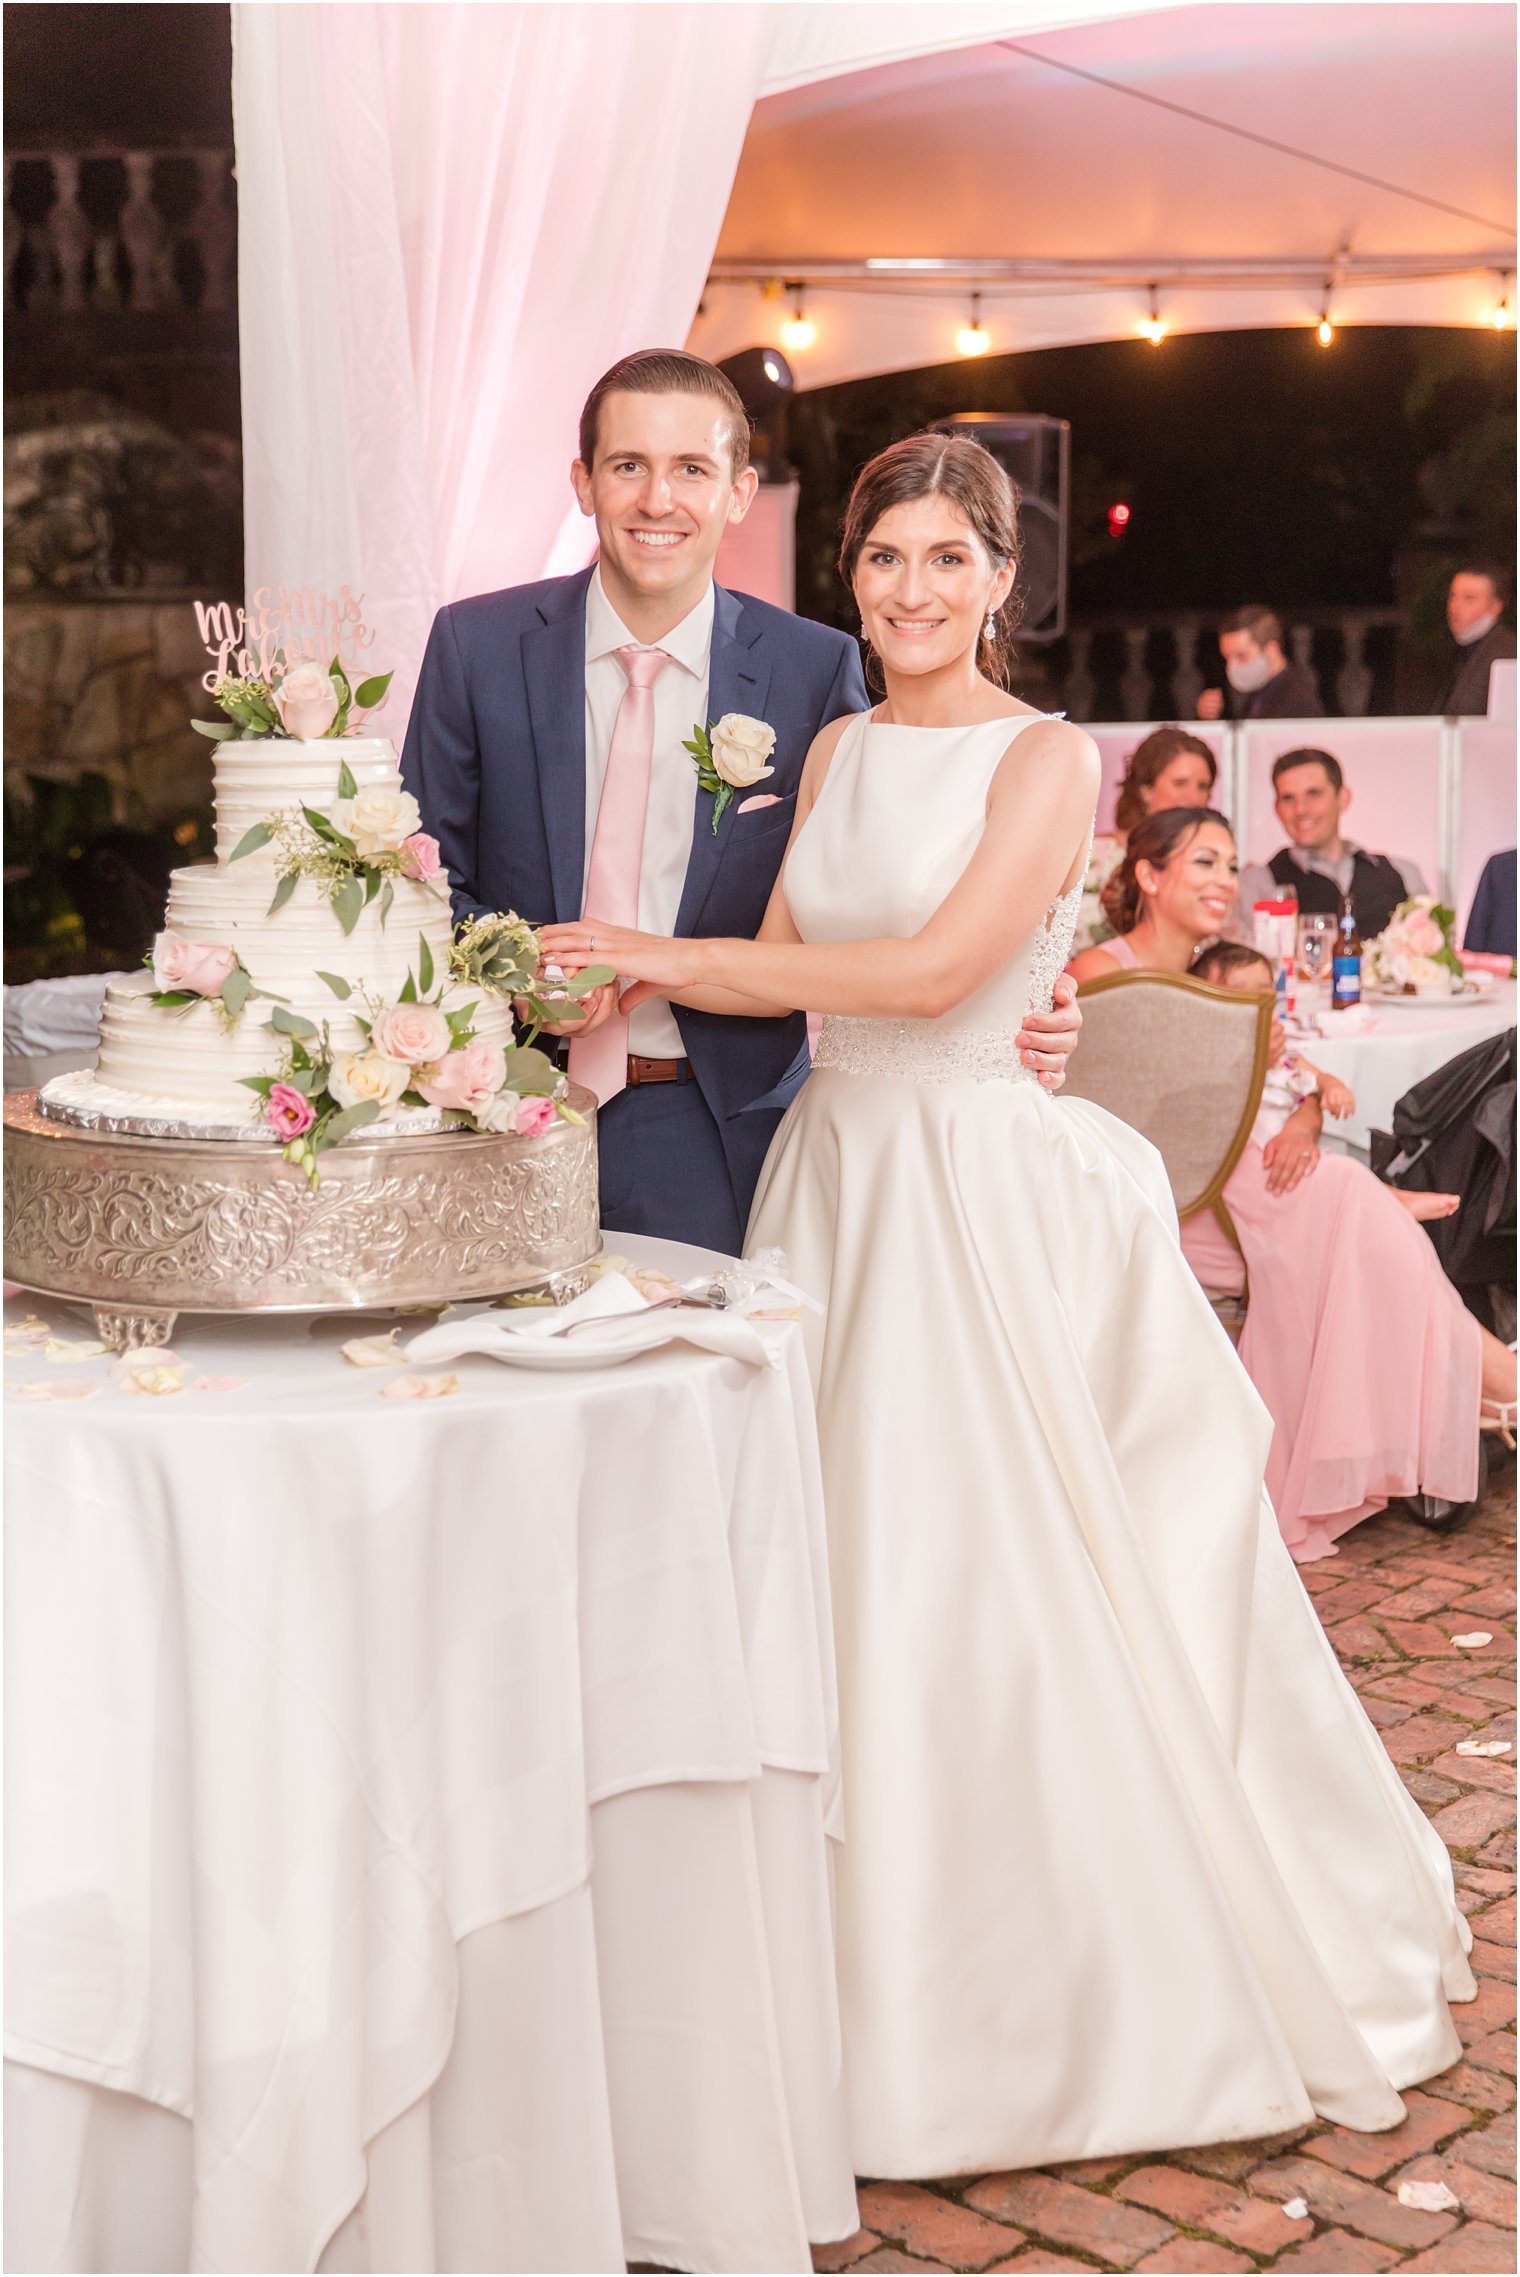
46;736;513;1131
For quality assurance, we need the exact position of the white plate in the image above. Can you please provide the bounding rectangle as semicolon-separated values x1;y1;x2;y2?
1364;987;1490;1011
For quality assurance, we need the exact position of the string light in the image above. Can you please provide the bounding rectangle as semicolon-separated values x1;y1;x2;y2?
1491;272;1513;329
1137;283;1167;346
781;284;815;351
1316;285;1335;346
956;291;990;356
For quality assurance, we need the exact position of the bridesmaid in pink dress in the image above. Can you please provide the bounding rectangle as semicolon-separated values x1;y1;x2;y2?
1071;808;1514;1561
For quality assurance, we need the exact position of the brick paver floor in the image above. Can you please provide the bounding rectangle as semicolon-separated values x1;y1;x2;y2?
815;1466;1516;2277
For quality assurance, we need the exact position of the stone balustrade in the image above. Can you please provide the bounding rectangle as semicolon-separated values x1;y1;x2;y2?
1052;608;1407;722
5;146;235;316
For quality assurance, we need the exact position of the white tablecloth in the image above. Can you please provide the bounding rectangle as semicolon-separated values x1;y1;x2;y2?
3;1236;855;2274
1294;980;1515;1157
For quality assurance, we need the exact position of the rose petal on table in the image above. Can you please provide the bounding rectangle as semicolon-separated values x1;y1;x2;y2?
1397;2181;1460;2212
341;1329;405;1367
1452;1632;1494;1649
3;1317;55;1351
43;1337;110;1362
1281;2199;1308;2220
379;1371;459;1400
1456;1738;1513;1756
6;1377;96;1402
112;1348;182;1378
118;1365;188;1398
193;1375;247;1393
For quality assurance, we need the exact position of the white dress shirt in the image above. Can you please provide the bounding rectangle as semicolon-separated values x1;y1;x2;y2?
583;568;713;1060
1237;840;1428;916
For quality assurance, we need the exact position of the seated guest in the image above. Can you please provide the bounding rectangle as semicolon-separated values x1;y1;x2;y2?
1441;565;1516;715
1197;605;1323;721
1237;746;1426;940
1071;808;1515;1561
1076;726;1217;953
1464;848;1517;960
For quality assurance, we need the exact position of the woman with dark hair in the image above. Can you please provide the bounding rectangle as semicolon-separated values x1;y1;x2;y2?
544;435;1473;2179
1076;726;1218;951
1075;811;1514;1559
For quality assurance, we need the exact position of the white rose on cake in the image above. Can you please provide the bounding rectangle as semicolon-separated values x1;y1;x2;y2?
338;784;423;858
272;660;344;740
709;714;777;789
328;1050;411;1110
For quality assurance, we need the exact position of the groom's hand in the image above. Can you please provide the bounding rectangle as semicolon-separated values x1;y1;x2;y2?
517;983;616;1039
1017;972;1081;1093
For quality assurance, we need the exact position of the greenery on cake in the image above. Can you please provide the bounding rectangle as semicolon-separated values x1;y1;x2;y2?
192;653;394;743
226;756;442;935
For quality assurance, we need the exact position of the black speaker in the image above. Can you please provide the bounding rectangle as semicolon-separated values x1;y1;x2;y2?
933;414;1070;642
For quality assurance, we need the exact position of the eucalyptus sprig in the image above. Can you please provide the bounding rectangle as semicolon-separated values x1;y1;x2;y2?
683;721;733;835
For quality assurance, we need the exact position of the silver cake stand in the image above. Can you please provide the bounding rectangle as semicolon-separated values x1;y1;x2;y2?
3;1087;602;1350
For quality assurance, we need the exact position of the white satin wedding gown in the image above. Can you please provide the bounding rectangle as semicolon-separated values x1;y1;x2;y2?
746;710;1475;2180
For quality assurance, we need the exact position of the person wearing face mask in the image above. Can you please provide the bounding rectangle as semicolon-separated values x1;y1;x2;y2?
1440;564;1516;715
1073;812;1512;1562
1196;605;1324;721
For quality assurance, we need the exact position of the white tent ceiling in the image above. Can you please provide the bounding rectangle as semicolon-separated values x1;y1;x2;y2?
689;2;1518;388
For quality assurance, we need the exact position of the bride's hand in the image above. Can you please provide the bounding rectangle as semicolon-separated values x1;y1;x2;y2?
538;922;704;992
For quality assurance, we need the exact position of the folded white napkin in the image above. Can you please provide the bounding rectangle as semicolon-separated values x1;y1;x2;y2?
404;1273;778;1370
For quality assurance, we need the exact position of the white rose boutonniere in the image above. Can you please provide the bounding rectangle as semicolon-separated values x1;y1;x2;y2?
684;713;777;833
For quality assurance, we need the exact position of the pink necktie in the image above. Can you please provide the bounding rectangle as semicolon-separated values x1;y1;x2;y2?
568;644;673;1105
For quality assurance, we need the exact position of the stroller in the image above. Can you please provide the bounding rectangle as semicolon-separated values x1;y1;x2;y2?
1371;1027;1516;1524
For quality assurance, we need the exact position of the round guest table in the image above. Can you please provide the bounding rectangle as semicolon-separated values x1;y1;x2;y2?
1293;980;1515;1158
2;1235;855;2275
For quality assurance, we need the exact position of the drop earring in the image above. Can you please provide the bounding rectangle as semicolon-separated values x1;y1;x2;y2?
983;609;997;642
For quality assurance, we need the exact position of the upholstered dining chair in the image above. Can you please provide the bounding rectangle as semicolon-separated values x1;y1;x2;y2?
1064;970;1273;1334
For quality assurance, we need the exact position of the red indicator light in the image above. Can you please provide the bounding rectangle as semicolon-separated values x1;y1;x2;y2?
1107;502;1132;536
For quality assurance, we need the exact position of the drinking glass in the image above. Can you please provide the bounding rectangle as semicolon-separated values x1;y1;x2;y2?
1297;912;1335;986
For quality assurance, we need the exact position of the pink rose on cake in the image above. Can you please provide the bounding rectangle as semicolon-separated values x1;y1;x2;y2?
272;659;344;740
328;1049;412;1111
398;832;443;881
265;1083;315;1140
512;1094;558;1137
416;1038;506;1114
475;1089;556;1136
152;930;238;997
370;1000;452;1065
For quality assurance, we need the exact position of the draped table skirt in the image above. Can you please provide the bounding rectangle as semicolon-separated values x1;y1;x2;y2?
4;1236;853;2273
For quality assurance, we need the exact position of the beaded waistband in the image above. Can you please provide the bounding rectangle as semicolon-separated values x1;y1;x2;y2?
810;1016;1035;1087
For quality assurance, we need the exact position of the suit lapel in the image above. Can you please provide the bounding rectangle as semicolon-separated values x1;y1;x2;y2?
522;569;592;921
675;583;771;936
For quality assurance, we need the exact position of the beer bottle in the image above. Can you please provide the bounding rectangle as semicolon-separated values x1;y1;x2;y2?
1330;890;1362;1011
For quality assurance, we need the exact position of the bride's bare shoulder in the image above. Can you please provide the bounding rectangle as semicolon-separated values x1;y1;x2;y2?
996;712;1100;789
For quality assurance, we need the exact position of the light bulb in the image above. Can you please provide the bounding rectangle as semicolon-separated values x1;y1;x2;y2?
1138;317;1166;347
1492;297;1512;331
782;314;816;351
1317;316;1335;346
956;322;990;357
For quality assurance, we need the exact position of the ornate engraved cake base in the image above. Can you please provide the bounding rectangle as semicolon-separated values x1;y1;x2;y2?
3;1088;601;1351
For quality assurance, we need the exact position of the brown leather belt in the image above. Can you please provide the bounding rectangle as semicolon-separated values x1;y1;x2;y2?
626;1055;694;1086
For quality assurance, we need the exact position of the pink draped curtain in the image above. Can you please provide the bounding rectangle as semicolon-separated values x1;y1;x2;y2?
232;3;774;726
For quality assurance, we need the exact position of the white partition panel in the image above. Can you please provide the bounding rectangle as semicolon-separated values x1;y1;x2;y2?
1082;724;1232;834
1238;719;1448;901
1451;717;1518;936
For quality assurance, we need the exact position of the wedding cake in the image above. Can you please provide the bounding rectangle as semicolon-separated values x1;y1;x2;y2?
54;734;513;1127
39;594;603;1177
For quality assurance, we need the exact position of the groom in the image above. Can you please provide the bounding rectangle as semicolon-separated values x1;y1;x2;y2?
402;349;1080;1252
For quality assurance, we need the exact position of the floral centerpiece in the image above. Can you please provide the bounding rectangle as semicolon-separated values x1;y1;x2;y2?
1365;896;1468;997
193;652;394;745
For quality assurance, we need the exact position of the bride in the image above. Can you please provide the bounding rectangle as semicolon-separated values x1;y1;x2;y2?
541;433;1474;2178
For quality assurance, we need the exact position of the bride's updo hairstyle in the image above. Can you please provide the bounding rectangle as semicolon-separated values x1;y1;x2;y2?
838;433;1021;688
1109;805;1234;935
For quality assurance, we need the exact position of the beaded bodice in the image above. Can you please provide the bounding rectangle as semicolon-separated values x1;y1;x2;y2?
784;710;1090;1088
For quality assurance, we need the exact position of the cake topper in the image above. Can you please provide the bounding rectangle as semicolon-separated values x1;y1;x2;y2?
194;585;377;693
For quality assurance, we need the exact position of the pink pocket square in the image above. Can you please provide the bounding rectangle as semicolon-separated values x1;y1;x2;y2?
738;793;782;814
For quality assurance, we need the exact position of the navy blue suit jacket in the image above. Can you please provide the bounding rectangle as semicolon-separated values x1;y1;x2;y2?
400;567;869;1210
